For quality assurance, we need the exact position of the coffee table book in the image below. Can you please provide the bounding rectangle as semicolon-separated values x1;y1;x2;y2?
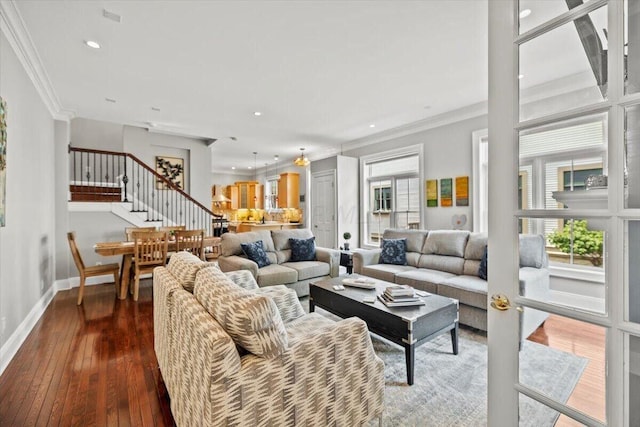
378;293;426;307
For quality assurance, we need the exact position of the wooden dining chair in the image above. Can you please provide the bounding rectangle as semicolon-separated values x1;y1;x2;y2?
67;232;120;305
158;225;186;234
131;231;169;301
174;229;205;260
125;226;156;242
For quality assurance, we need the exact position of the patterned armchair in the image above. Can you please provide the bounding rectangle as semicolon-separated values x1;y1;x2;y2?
153;252;384;426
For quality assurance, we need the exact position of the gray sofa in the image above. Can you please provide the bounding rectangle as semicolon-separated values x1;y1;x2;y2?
353;229;550;339
217;228;340;297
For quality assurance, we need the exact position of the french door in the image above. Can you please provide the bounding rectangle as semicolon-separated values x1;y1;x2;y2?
488;1;637;425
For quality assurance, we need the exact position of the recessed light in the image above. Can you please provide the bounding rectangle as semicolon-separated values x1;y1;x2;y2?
274;155;279;160
85;40;101;49
518;74;524;79
369;124;376;128
151;107;161;112
519;9;531;19
254;111;262;116
231;166;236;170
248;166;253;169
105;98;116;103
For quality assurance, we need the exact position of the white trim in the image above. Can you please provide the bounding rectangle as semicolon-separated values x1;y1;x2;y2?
0;1;74;121
345;102;487;152
472;129;488;232
549;264;606;284
549;289;606;313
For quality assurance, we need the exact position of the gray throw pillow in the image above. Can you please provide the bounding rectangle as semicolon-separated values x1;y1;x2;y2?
289;237;316;261
380;238;407;265
241;240;271;268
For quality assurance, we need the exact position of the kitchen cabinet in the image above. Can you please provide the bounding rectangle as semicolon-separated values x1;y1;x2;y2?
232;181;263;209
278;172;299;209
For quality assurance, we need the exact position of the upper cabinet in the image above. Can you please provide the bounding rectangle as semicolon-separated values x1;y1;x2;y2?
233;181;263;209
278;172;300;209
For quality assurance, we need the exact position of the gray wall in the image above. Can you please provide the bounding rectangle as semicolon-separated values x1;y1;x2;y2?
0;31;56;353
54;120;70;280
344;114;487;230
70;118;123;152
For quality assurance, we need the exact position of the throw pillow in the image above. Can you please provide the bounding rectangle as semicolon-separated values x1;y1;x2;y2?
478;246;488;280
241;240;271;268
289;237;316;262
380;238;407;265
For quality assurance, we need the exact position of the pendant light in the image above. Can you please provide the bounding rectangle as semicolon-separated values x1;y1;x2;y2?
253;152;258;202
275;154;279;208
293;147;310;167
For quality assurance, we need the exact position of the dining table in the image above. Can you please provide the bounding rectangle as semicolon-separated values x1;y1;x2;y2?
94;236;219;299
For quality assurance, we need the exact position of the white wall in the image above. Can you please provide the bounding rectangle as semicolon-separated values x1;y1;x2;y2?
70;118;123;152
344;114;487;230
0;31;56;362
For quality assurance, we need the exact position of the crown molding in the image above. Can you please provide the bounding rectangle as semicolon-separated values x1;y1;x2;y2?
342;101;488;152
0;1;75;121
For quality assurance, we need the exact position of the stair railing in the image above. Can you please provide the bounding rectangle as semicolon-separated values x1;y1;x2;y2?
69;146;215;236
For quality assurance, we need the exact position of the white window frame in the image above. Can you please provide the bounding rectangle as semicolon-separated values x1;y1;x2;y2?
360;144;423;248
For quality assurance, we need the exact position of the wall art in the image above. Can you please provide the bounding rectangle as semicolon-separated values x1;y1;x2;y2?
0;97;7;227
440;178;453;207
426;179;438;207
156;156;184;190
456;176;469;206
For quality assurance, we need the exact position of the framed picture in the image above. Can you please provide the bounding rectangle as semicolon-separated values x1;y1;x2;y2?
0;97;7;227
440;178;453;207
426;179;438;207
456;176;469;206
155;156;184;190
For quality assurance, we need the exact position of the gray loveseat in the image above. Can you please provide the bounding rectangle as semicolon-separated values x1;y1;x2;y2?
353;229;550;339
217;229;340;297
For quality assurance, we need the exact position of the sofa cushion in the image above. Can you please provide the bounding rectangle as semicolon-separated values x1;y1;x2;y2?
382;229;428;253
257;263;298;287
361;264;416;283
463;260;481;276
254;286;306;323
289;236;316;262
221;230;275;256
520;234;547;268
478;247;488;280
166;251;217;292
271;229;314;251
422;230;470;257
439;275;488;310
281;260;330;281
394;268;455;294
465;233;487;260
241;240;271;268
194;267;288;359
417;254;465;275
380;238;407;265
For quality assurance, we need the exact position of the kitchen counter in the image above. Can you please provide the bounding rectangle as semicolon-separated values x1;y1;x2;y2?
228;221;302;233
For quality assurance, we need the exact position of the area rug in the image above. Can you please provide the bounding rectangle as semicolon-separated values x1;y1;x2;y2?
300;299;588;427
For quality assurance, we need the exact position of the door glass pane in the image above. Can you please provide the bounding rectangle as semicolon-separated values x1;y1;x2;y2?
626;0;640;94
629;335;640;426
522;312;606;423
519;217;605;314
367;179;390;245
519;5;608;121
394;177;420;229
625;105;640;208
519;114;608;211
627;221;640;323
519;0;596;35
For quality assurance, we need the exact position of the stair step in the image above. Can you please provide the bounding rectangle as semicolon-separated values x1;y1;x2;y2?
71;193;121;202
70;185;121;195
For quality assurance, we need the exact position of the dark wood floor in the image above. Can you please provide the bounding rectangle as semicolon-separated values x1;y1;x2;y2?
0;282;606;426
0;280;174;426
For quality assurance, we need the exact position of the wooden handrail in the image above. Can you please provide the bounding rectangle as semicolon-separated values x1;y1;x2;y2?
69;146;215;216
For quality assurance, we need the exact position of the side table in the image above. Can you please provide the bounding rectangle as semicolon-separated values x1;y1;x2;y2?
340;250;355;274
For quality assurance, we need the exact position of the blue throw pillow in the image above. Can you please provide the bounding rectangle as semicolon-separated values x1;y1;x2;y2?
241;240;271;268
478;246;488;280
290;237;316;261
379;238;407;265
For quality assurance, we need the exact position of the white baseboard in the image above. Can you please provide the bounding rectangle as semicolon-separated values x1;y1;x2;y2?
549;289;605;313
0;274;120;376
0;284;56;376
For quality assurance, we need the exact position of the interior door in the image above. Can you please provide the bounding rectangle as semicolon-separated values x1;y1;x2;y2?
489;1;626;426
311;171;335;248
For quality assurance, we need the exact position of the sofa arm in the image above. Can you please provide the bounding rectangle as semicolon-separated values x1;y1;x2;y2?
219;317;384;426
315;247;340;277
224;269;259;291
218;255;259;278
353;249;381;274
255;286;305;323
519;267;551;341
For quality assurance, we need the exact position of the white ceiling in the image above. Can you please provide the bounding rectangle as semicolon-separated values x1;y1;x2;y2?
13;1;599;173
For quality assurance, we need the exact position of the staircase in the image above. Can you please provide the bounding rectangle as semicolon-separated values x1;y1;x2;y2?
69;147;216;235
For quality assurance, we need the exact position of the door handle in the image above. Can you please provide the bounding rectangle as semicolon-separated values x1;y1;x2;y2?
490;294;524;312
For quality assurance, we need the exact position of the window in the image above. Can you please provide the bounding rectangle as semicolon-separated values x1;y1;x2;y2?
361;145;422;246
473;115;606;270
